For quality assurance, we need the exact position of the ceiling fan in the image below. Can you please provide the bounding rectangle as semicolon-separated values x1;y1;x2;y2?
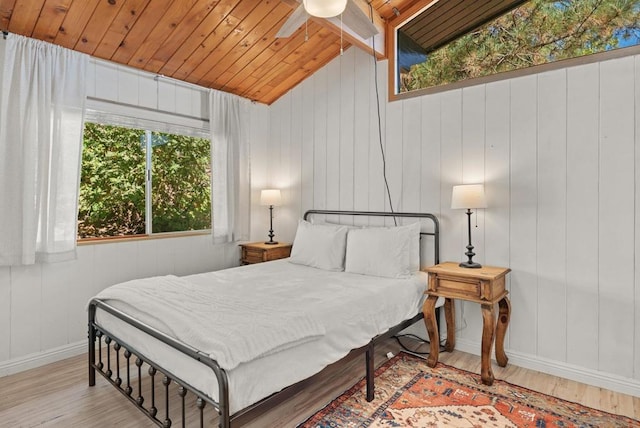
276;0;379;40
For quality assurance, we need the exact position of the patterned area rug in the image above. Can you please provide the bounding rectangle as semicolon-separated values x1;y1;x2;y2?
299;352;639;427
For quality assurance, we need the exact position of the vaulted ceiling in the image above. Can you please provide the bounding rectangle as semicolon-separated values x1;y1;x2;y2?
0;0;526;105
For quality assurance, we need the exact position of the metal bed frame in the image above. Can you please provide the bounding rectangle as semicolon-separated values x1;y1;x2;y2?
88;210;440;428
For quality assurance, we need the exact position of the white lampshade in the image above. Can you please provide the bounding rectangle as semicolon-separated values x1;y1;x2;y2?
303;0;348;18
260;189;282;206
451;184;487;209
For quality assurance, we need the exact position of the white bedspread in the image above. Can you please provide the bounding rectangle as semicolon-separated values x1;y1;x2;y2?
93;260;427;413
94;275;325;370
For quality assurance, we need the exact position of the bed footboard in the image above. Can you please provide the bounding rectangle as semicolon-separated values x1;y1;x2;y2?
89;299;231;428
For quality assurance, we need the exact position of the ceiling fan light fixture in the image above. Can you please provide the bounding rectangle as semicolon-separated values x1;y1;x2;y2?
303;0;348;18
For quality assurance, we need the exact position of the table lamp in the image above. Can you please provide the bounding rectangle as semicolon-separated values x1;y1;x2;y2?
260;189;282;245
451;184;487;268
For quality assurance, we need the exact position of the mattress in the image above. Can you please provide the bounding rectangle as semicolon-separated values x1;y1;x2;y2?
94;259;427;414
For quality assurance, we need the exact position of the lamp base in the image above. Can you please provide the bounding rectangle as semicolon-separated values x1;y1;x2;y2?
264;241;279;245
459;261;482;269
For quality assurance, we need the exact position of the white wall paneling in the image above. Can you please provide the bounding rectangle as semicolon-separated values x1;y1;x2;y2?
289;87;303;231
338;51;355;225
598;57;636;378
279;90;296;243
401;97;421;215
249;103;270;243
0;267;10;362
0;48;265;374
439;90;464;270
158;78;177;113
93;60;118;102
0;40;8;362
419;93;442;266
117;64;140;106
370;54;384;226
300;79;315;219
138;67;159;110
484;80;511;347
313;67;329;216
268;91;284;241
41;261;73;351
458;85;486;343
353;48;371;226
635;55;640;382
326;59;342;225
257;46;640;393
0;236;242;376
508;75;538;357
536;69;567;362
566;63;599;370
90;58;208;121
10;264;42;358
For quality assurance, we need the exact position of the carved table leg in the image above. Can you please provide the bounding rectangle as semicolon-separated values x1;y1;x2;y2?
443;298;455;352
495;296;511;367
423;295;440;368
480;303;496;385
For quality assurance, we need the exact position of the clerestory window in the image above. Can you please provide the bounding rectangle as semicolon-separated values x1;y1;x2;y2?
393;0;640;95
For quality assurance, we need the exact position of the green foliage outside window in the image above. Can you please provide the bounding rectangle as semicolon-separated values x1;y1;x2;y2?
151;132;211;234
78;123;211;239
401;0;640;92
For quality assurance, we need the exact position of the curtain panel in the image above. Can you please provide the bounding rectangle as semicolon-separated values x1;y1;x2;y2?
209;89;251;243
0;34;88;265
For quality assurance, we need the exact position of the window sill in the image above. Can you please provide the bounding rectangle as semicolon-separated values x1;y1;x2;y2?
77;229;211;245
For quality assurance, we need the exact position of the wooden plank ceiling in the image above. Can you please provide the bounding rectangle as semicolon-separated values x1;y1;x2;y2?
0;0;524;105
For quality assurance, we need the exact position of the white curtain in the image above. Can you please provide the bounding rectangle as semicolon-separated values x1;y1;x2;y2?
209;89;251;243
0;34;88;265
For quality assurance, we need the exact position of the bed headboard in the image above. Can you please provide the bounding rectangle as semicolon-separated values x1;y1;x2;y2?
302;210;440;267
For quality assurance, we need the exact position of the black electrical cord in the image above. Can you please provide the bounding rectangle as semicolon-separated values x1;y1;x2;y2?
368;2;397;226
394;333;446;355
394;334;431;355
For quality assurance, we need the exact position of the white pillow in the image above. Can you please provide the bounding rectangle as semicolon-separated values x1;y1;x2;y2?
289;220;349;271
408;222;420;272
345;222;421;278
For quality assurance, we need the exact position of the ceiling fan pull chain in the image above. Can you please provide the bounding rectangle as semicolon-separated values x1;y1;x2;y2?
340;13;344;55
305;17;309;42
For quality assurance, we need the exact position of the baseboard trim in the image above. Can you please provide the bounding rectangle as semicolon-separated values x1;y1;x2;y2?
0;341;86;378
454;338;640;397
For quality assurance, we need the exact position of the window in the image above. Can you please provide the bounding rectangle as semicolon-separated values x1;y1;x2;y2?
394;0;640;94
78;122;211;239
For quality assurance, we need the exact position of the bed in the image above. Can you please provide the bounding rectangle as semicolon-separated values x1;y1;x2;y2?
88;210;440;427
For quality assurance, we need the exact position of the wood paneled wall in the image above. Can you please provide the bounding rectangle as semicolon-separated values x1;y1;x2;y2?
254;46;640;392
0;43;268;374
0;237;239;374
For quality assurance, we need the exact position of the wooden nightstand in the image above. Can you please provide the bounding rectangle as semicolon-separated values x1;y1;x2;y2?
423;262;511;385
239;242;292;265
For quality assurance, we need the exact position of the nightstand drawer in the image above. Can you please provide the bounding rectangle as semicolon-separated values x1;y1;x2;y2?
243;248;266;264
263;246;291;261
433;277;481;299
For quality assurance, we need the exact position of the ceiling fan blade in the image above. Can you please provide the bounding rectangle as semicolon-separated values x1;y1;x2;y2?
276;5;308;38
339;0;379;39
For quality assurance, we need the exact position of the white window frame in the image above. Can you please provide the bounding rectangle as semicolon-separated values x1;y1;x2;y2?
81;99;211;239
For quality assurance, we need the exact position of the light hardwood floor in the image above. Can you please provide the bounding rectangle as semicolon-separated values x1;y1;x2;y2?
1;337;639;427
